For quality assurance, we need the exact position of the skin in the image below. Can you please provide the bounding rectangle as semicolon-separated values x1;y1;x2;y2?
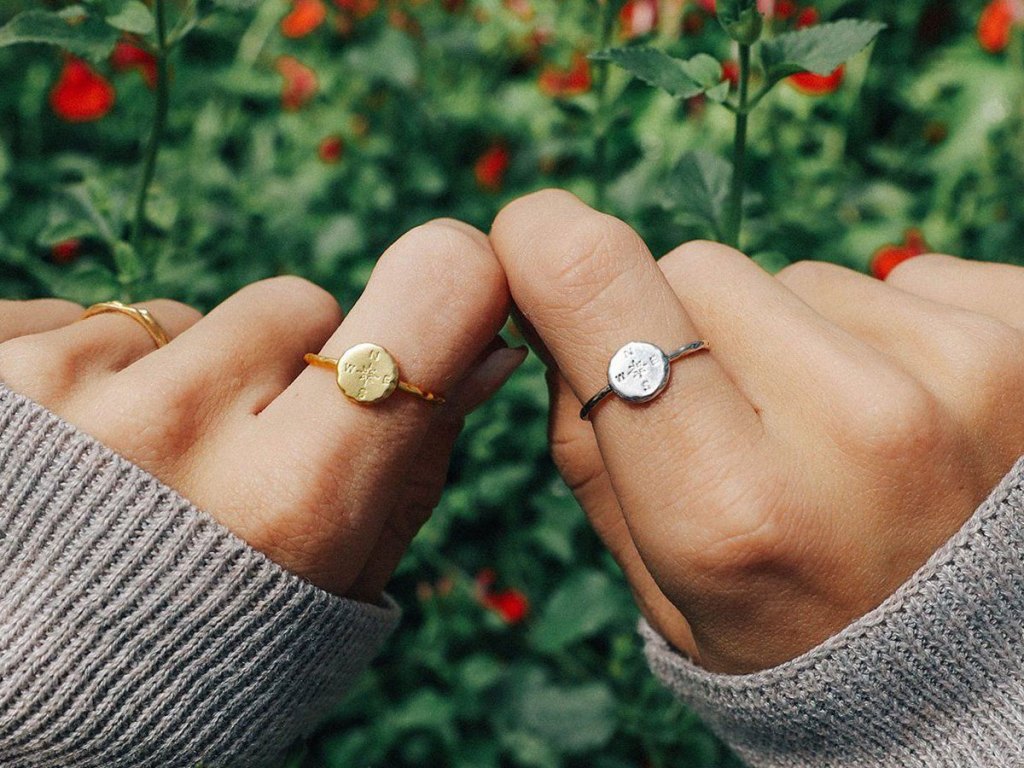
4;193;1024;676
0;219;524;603
489;190;1024;674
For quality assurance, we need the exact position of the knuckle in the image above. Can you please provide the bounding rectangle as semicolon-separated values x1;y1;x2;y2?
950;316;1024;413
683;487;792;581
141;298;203;325
775;259;840;289
378;219;508;325
0;336;75;403
250;275;343;329
542;213;647;312
845;377;948;462
661;240;748;282
25;298;86;319
497;189;579;230
884;253;952;285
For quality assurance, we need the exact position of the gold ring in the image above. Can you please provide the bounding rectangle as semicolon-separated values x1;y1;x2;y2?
80;301;171;349
304;343;444;405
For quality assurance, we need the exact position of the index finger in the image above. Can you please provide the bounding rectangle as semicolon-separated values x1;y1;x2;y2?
490;191;762;545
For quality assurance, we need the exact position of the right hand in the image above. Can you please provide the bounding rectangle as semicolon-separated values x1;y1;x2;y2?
0;219;520;602
491;190;1024;674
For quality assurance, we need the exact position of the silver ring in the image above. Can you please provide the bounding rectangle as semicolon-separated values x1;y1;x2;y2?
579;340;710;421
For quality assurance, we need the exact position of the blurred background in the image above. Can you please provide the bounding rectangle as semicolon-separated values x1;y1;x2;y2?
0;0;1021;765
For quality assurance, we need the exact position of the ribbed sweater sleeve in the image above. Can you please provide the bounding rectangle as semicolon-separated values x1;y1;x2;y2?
0;383;400;768
641;454;1024;767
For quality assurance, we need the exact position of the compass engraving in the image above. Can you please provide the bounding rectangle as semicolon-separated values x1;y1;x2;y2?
337;343;399;403
607;342;670;403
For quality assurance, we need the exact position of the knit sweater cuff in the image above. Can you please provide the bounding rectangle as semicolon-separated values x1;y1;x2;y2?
641;454;1024;768
0;384;400;768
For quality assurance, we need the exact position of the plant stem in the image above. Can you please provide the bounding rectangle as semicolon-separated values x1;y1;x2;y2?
724;42;750;249
593;0;617;211
129;0;170;267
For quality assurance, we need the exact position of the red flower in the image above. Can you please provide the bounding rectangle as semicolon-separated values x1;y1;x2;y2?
721;59;740;87
50;239;81;265
978;0;1019;52
275;55;318;110
483;589;530;623
696;0;716;12
789;65;844;95
334;0;377;18
794;6;819;28
620;0;659;37
318;135;344;163
870;229;930;280
111;42;158;89
539;52;592;97
475;144;510;191
475;569;529;624
775;0;796;20
50;58;115;123
281;0;327;37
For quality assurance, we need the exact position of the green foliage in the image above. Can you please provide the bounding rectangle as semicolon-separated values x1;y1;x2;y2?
591;48;728;101
1;0;1023;766
667;151;733;240
0;8;119;60
716;0;762;44
761;19;887;82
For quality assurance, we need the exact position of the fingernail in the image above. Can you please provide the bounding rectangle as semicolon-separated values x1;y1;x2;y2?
461;346;528;412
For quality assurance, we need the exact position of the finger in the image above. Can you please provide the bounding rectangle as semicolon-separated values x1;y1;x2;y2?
347;344;527;601
656;243;936;440
546;368;698;657
776;260;1024;471
63;299;202;372
248;219;510;595
0;299;84;343
490;190;762;557
0;299;202;408
885;253;1024;329
79;277;345;491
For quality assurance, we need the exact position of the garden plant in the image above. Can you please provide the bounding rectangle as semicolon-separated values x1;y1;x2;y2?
0;0;1022;765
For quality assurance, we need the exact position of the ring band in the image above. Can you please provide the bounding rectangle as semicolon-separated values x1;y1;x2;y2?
580;339;709;420
305;343;444;405
80;301;171;349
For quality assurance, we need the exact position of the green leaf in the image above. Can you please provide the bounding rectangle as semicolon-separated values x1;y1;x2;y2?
512;678;617;754
529;570;623;653
106;0;155;35
36;218;99;248
112;241;144;286
591;48;722;100
665;151;733;238
0;10;119;61
761;19;886;83
47;263;119;305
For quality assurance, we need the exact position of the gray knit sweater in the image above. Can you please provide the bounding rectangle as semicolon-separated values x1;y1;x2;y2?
642;453;1024;767
3;380;1024;768
0;383;399;767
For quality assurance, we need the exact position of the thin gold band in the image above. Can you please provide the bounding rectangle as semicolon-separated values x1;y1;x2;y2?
304;352;444;404
80;301;170;349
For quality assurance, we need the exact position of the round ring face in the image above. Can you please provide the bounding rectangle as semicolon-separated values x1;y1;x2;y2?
608;342;671;404
336;343;400;403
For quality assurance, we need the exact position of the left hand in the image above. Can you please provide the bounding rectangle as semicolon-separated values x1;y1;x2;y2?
0;219;518;602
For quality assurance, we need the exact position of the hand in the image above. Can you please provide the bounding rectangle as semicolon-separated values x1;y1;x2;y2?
490;190;1024;674
0;220;519;601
